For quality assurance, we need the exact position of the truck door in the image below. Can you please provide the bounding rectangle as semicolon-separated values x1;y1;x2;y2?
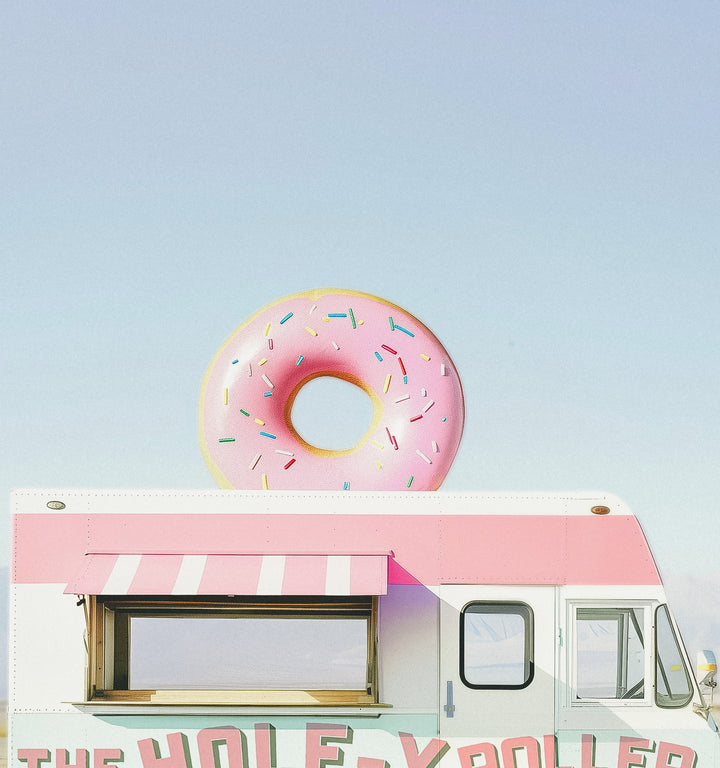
439;585;557;743
557;589;720;768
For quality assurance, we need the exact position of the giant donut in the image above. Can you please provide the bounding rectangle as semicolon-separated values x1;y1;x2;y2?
199;288;464;491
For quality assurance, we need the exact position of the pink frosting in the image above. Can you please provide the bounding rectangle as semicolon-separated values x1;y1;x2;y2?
199;289;464;491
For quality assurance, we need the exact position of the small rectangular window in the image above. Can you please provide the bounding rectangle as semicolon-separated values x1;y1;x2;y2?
88;595;377;705
574;606;645;701
460;602;534;689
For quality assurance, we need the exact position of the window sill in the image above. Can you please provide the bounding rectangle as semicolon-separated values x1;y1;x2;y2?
86;689;382;707
570;699;652;708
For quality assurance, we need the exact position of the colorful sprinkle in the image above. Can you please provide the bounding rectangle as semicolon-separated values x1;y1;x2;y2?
410;415;423;423
395;324;415;337
296;354;305;366
416;449;432;464
261;473;268;490
392;435;398;450
403;375;408;384
260;431;277;439
372;440;385;450
440;363;447;376
284;458;296;469
398;357;407;375
407;475;414;488
381;344;397;355
218;437;235;443
309;304;318;314
422;400;435;412
383;374;392;393
263;391;273;397
276;449;294;456
262;374;274;388
420;353;431;361
421;388;427;397
331;340;340;350
258;357;268;366
268;339;273;350
395;394;410;403
240;409;250;417
349;307;357;329
389;316;396;331
247;363;252;377
254;418;266;425
249;453;262;470
328;313;347;318
375;460;382;470
442;416;447;422
305;326;318;337
264;323;272;336
223;388;228;405
375;351;383;362
280;312;293;324
232;359;239;365
432;441;439;453
343;481;350;490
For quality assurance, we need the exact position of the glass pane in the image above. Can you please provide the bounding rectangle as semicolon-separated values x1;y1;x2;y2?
462;604;531;687
655;605;693;708
576;608;644;699
129;616;368;690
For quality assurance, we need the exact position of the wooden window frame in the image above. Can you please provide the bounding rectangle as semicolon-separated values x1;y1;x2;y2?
86;595;378;706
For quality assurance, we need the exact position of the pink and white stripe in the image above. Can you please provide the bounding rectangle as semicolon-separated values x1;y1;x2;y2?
65;553;388;596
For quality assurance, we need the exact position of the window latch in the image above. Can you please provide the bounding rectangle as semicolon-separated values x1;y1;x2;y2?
444;680;455;717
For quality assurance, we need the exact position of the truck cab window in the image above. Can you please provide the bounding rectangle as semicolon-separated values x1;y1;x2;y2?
655;604;693;708
574;607;645;700
460;602;534;689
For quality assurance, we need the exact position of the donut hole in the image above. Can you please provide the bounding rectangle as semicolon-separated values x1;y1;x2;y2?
289;375;376;452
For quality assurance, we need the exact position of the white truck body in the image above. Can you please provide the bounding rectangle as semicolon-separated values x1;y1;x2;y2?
8;489;719;768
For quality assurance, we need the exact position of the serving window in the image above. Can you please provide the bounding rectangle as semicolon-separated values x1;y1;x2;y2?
87;595;378;705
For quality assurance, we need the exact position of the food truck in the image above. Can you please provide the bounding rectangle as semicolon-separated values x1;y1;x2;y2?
8;488;720;768
8;290;720;767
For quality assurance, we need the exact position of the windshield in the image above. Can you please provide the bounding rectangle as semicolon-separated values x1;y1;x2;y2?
655;604;693;708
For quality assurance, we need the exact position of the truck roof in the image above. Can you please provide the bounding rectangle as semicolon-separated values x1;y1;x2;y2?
11;489;662;590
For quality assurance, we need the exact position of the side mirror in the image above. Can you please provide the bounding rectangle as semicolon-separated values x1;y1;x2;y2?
697;650;717;692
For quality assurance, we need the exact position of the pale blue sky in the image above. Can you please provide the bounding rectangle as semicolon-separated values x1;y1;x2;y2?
2;2;720;656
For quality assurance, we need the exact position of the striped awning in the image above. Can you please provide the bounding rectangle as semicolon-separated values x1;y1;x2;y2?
64;553;388;596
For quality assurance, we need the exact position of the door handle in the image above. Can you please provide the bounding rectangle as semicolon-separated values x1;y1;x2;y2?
444;680;455;718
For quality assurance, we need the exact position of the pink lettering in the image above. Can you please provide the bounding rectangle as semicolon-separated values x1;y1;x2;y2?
138;733;192;768
17;750;51;768
400;733;450;768
617;738;656;768
357;760;389;768
543;735;572;768
94;749;124;768
306;724;353;768
582;735;607;768
502;738;541;768
256;724;278;768
457;743;498;768
56;750;89;768
197;727;248;768
656;743;697;768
